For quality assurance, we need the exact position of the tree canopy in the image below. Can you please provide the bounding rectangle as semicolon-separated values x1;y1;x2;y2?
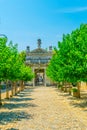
0;38;34;83
46;24;87;84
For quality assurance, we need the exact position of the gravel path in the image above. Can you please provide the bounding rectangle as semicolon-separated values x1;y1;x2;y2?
0;86;87;130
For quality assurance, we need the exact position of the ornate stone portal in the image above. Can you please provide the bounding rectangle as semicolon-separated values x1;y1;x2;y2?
25;39;53;86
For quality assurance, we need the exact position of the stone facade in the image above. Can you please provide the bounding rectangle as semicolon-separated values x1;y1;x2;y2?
25;39;53;86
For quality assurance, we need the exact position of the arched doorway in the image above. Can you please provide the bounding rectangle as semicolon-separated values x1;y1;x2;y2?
35;69;44;86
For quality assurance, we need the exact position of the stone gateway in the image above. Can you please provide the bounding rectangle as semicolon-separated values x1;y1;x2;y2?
25;39;53;86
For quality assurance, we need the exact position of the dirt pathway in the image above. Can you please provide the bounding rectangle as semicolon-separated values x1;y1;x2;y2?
0;86;87;130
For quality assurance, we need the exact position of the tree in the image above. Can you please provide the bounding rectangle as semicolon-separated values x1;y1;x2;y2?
46;24;87;97
0;36;8;104
19;64;34;91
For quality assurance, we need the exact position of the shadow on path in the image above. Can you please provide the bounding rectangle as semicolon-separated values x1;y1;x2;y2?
6;128;19;130
67;93;87;109
9;97;34;102
69;100;87;109
0;87;36;109
0;111;33;125
56;89;87;109
0;87;36;128
1;102;37;109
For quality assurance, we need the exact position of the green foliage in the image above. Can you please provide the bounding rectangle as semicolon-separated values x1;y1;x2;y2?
19;51;26;62
0;37;8;81
46;52;64;82
0;38;34;84
46;24;87;84
19;64;34;81
71;88;78;92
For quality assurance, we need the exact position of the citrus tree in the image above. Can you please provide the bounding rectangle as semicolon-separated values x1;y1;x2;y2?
19;64;34;91
0;36;8;104
46;24;87;97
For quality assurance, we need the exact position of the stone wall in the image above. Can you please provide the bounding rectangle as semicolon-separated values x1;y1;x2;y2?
80;82;87;90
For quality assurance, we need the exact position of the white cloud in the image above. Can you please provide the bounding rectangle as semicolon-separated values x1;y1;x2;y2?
55;6;87;13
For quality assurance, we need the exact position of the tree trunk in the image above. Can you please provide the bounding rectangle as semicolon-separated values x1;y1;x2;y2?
69;83;72;95
0;82;2;105
13;82;16;95
20;80;24;91
57;82;60;88
11;82;15;96
18;81;21;93
77;82;81;98
20;81;22;91
6;81;9;99
23;81;25;90
60;82;64;91
11;81;14;97
15;82;17;95
22;80;24;91
64;82;67;92
17;81;19;93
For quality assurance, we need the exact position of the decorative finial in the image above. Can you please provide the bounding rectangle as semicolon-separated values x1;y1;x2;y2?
26;46;30;53
37;39;41;48
49;46;52;51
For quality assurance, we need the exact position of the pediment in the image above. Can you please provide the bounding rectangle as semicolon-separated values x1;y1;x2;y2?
31;48;47;53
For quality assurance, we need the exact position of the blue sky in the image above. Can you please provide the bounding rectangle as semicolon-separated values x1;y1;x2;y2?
0;0;87;51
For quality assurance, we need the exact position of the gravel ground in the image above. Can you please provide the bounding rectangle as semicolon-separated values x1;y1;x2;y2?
0;86;87;130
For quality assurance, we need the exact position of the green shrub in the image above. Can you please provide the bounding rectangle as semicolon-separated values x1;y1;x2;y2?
58;84;62;88
71;88;78;92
